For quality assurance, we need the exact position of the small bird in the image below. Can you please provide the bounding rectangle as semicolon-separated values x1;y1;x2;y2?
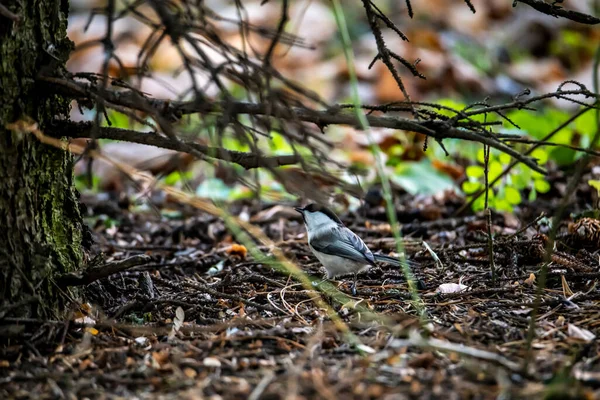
295;203;411;294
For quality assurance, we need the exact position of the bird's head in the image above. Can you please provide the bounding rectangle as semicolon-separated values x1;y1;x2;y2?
294;203;343;228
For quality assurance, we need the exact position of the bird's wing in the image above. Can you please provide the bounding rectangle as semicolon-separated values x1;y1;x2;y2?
309;226;375;265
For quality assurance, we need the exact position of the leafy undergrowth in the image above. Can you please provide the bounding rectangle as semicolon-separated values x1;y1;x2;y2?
2;166;600;399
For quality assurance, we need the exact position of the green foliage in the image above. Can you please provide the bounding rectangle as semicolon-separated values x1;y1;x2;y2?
462;148;550;212
163;170;193;186
391;160;457;195
103;110;132;129
552;29;598;68
457;105;597;212
503;107;595;166
75;173;100;193
588;179;600;196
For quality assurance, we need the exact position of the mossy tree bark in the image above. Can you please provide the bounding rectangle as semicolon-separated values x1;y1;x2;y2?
0;0;86;318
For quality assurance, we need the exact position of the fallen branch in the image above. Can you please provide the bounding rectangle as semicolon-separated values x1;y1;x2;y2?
57;254;152;286
396;330;524;374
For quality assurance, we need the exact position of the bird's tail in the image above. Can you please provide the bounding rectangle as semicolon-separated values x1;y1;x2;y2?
373;253;417;268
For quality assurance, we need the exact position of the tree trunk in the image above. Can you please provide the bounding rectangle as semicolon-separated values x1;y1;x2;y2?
0;0;86;318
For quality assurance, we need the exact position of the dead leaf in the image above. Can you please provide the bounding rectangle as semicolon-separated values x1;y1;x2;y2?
454;323;464;334
226;244;248;259
250;205;297;223
561;275;574;297
436;283;469;294
203;357;222;368
431;159;464;180
169;306;185;339
152;349;170;366
85;327;99;336
79;358;96;371
524;273;536;286
183;367;197;378
567;324;596;342
408;352;436;369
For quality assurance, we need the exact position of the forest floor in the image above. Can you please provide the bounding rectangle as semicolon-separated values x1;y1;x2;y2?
3;166;600;399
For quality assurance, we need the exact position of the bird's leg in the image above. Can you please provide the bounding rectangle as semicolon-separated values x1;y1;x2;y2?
351;272;358;296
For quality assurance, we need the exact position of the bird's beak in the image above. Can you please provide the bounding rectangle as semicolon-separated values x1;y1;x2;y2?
294;207;303;214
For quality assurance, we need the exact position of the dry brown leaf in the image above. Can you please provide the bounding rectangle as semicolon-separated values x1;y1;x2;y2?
374;62;417;102
454;323;464;334
561;275;574;297
431;159;465;180
183;367;198;379
85;327;99;336
226;244;248;259
524;273;536;286
508;59;566;85
152;349;170;366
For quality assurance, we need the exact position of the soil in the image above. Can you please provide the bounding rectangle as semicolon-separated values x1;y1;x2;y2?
2;170;600;399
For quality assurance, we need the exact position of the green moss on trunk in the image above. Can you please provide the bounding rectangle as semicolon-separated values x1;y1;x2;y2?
0;0;85;318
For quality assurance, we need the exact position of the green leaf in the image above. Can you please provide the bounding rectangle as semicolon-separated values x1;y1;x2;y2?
269;132;293;154
222;136;250;152
575;110;597;138
494;198;514;212
477;148;486;164
534;179;551;193
531;148;548;165
392;160;457;195
466;165;484;179
499;153;511;164
387;144;405;156
513;169;530;190
529;188;537;202
104;110;131;129
531;170;545;179
462;181;482;193
472;195;486;211
504;108;570;140
164;170;192;186
436;99;467;118
549;147;576;166
471;189;495;211
589;180;600;195
505;187;522;205
488;161;504;181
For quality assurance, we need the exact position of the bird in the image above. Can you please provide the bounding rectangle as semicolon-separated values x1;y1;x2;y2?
295;203;412;294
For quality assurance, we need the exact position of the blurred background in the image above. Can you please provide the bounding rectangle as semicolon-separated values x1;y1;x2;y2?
66;0;600;218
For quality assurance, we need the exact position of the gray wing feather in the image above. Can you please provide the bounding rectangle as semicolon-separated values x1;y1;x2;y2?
310;226;375;265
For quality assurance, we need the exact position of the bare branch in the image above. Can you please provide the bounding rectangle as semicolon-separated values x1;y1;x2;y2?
52;121;303;170
513;0;600;24
42;76;548;173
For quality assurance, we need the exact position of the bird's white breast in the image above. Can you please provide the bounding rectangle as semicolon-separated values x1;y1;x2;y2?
309;244;371;278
